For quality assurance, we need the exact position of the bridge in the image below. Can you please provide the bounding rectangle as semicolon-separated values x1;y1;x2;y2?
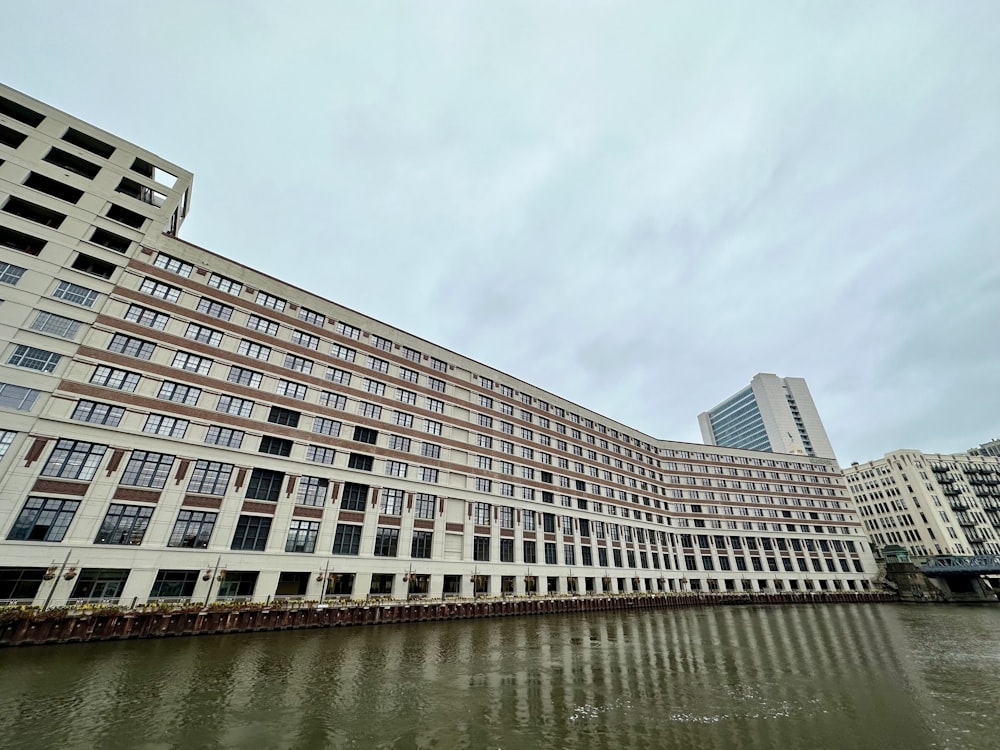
919;555;1000;576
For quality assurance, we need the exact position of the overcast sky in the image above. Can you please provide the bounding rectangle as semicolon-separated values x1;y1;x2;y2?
4;2;998;464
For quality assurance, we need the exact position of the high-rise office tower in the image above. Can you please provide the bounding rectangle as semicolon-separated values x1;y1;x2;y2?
698;374;837;460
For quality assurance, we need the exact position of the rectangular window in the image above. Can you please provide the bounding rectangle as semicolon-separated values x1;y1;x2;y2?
172;351;213;375
374;528;400;557
380;488;404;514
394;411;414;428
285;519;320;553
207;273;242;296
298;307;325;327
0;430;15;458
71;399;124;427
424;420;442;436
429;357;447;372
184;322;223;347
120;451;175;488
290;329;320;350
187;461;233;495
474;502;491;525
52;280;99;307
523;510;537;531
125;304;170;330
397;388;417;405
312;416;341;436
545;543;558;565
414;492;436;519
41;440;107;480
284;354;313;374
399;367;419;384
370;334;392;352
231;515;272;551
6;497;80;542
139;277;181;303
331;344;356;362
426;398;444;414
237;341;271;363
157;381;201;405
149;570;200;599
417;467;439;483
500;538;514;562
473;536;490;562
297;476;328;506
428;377;445;393
108;334;155;360
358;401;382;419
228;365;262;389
153;253;193;277
142;414;189;438
196;297;234;321
167;510;216;548
411;530;433;558
368;355;389;374
336;322;361;340
8;345;61;373
523;541;537;564
384;460;408;478
204;425;244;448
365;378;386;396
348;453;374;471
217;395;254;417
332;524;362;555
387;434;411;452
30;310;82;339
255;291;286;312
341;482;369;510
276;379;308;400
94;504;153;545
421;442;441;459
402;346;421;362
306;445;336;465
246;468;284;501
259;435;293;457
319;392;347;410
246;314;279;336
326;367;351;385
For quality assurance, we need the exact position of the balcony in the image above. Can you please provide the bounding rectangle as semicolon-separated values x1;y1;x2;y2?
956;514;976;527
931;464;949;473
949;499;970;512
942;486;961;496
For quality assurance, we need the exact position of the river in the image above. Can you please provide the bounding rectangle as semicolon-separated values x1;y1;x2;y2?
0;603;997;749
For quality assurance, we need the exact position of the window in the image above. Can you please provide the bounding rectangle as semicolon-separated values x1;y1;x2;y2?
371;334;392;352
232;515;272;551
187;461;233;495
397;388;417;405
374;528;399;557
402;346;422;362
385;460;408;478
424;420;442;436
523;541;537;564
143;414;189;438
429;357;447;372
0;382;40;411
0;430;15;458
358;402;382;419
246;468;285;501
208;273;242;296
30;310;81;339
291;330;320;350
365;378;386;396
428;377;446;393
326;367;351;385
120;451;175;489
332;524;362;555
286;520;320;553
382;435;408;453
276;379;308;400
368;355;389;374
41;440;107;480
237;340;271;362
353;427;379;446
185;323;223;347
395;411;414;428
108;334;155;360
167;510;216;548
217;395;254;417
313;417;341;436
473;536;490;561
411;531;433;558
52;280;98;307
477;478;492;494
172;351;213;375
336;322;361;340
297;476;328;506
228;365;263;388
381;488;404;514
298;307;325;327
7;497;80;542
417;467;439;483
414;493;436;519
331;344;356;362
426;398;445;414
153;253;193;277
259;436;293;457
500;538;514;562
399;367;419;384
421;442;441;459
284;354;313;374
348;453;374;471
255;291;286;312
319;392;347;410
306;445;336;464
139;277;181;303
70;253;114;279
94;504;153;545
157;381;201;405
126;304;170;330
205;425;245;448
499;506;514;528
7;345;61;373
523;510;536;530
474;502;491;525
91;365;140;392
246;315;279;336
341;482;369;510
197;297;234;321
149;570;200;599
71;400;124;427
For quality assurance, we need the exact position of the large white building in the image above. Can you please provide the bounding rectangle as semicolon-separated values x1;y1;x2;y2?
698;373;837;460
0;83;877;607
845;450;1000;558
